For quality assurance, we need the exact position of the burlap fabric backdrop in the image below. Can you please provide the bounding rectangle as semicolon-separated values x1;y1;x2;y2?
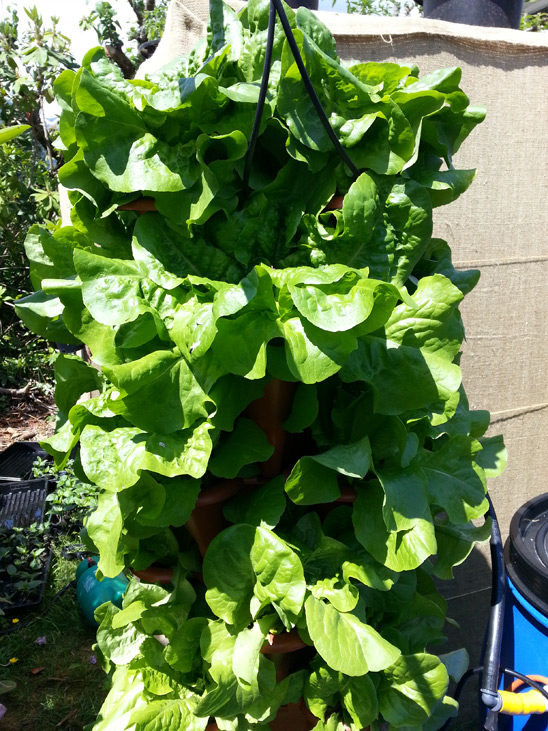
137;7;548;728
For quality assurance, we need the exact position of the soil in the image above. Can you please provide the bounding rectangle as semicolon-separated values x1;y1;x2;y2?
0;391;55;451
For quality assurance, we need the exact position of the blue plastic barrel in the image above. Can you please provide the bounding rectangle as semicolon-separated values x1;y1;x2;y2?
499;495;548;731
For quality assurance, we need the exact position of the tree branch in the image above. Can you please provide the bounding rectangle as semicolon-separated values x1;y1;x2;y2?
27;108;60;172
127;0;144;25
0;383;32;396
39;97;54;172
27;125;38;187
104;44;137;78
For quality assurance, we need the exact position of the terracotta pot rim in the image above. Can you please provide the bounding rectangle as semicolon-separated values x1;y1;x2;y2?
261;628;307;654
196;479;243;507
131;565;174;584
336;485;357;503
323;194;344;211
118;195;346;214
117;197;156;212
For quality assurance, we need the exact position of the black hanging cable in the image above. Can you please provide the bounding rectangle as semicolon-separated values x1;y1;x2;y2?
480;492;506;728
269;0;359;178
502;669;548;703
439;494;507;730
242;0;277;191
440;666;548;730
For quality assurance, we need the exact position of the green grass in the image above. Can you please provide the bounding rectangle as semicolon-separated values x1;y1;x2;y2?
0;537;107;730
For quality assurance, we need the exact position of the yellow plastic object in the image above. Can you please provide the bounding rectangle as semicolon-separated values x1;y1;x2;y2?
499;690;548;716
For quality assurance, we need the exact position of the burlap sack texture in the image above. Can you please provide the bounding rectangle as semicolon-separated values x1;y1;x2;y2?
138;7;548;728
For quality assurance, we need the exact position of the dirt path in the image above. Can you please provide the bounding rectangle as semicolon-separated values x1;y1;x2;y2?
0;391;55;451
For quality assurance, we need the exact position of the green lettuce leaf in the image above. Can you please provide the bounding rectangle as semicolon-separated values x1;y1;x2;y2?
304;595;400;675
378;654;449;727
204;524;306;629
80;421;213;489
285;437;371;505
341;274;464;414
103;350;212;434
353;481;437;572
419;436;488;523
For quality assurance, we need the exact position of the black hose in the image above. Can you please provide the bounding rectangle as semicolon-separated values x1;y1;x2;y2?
269;0;360;178
242;0;361;195
242;0;277;191
439;667;484;731
480;493;506;726
502;668;548;703
440;493;506;730
61;543;88;561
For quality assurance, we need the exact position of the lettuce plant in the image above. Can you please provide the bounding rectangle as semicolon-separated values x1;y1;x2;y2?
16;0;506;729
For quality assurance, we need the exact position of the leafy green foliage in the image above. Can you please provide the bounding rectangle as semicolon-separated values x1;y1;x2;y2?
105;0;171;50
521;10;548;31
0;2;168;396
344;0;420;17
0;7;74;391
0;124;30;143
79;1;170;77
0;521;48;604
80;2;125;49
204;523;306;629
32;456;101;530
17;0;506;728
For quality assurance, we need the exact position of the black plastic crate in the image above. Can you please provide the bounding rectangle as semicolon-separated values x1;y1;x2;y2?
0;478;51;612
0;478;49;529
0;442;49;482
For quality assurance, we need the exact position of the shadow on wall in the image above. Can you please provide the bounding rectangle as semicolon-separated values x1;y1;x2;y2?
436;544;493;731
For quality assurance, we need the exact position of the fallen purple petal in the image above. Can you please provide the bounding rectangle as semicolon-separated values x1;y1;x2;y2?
88;654;97;664
0;703;6;720
34;636;46;646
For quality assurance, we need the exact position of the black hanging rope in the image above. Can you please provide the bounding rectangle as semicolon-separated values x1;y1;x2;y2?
243;0;359;192
270;0;359;178
243;0;277;190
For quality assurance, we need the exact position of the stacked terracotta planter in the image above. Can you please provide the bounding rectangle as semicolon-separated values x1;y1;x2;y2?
203;381;316;730
122;199;361;731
